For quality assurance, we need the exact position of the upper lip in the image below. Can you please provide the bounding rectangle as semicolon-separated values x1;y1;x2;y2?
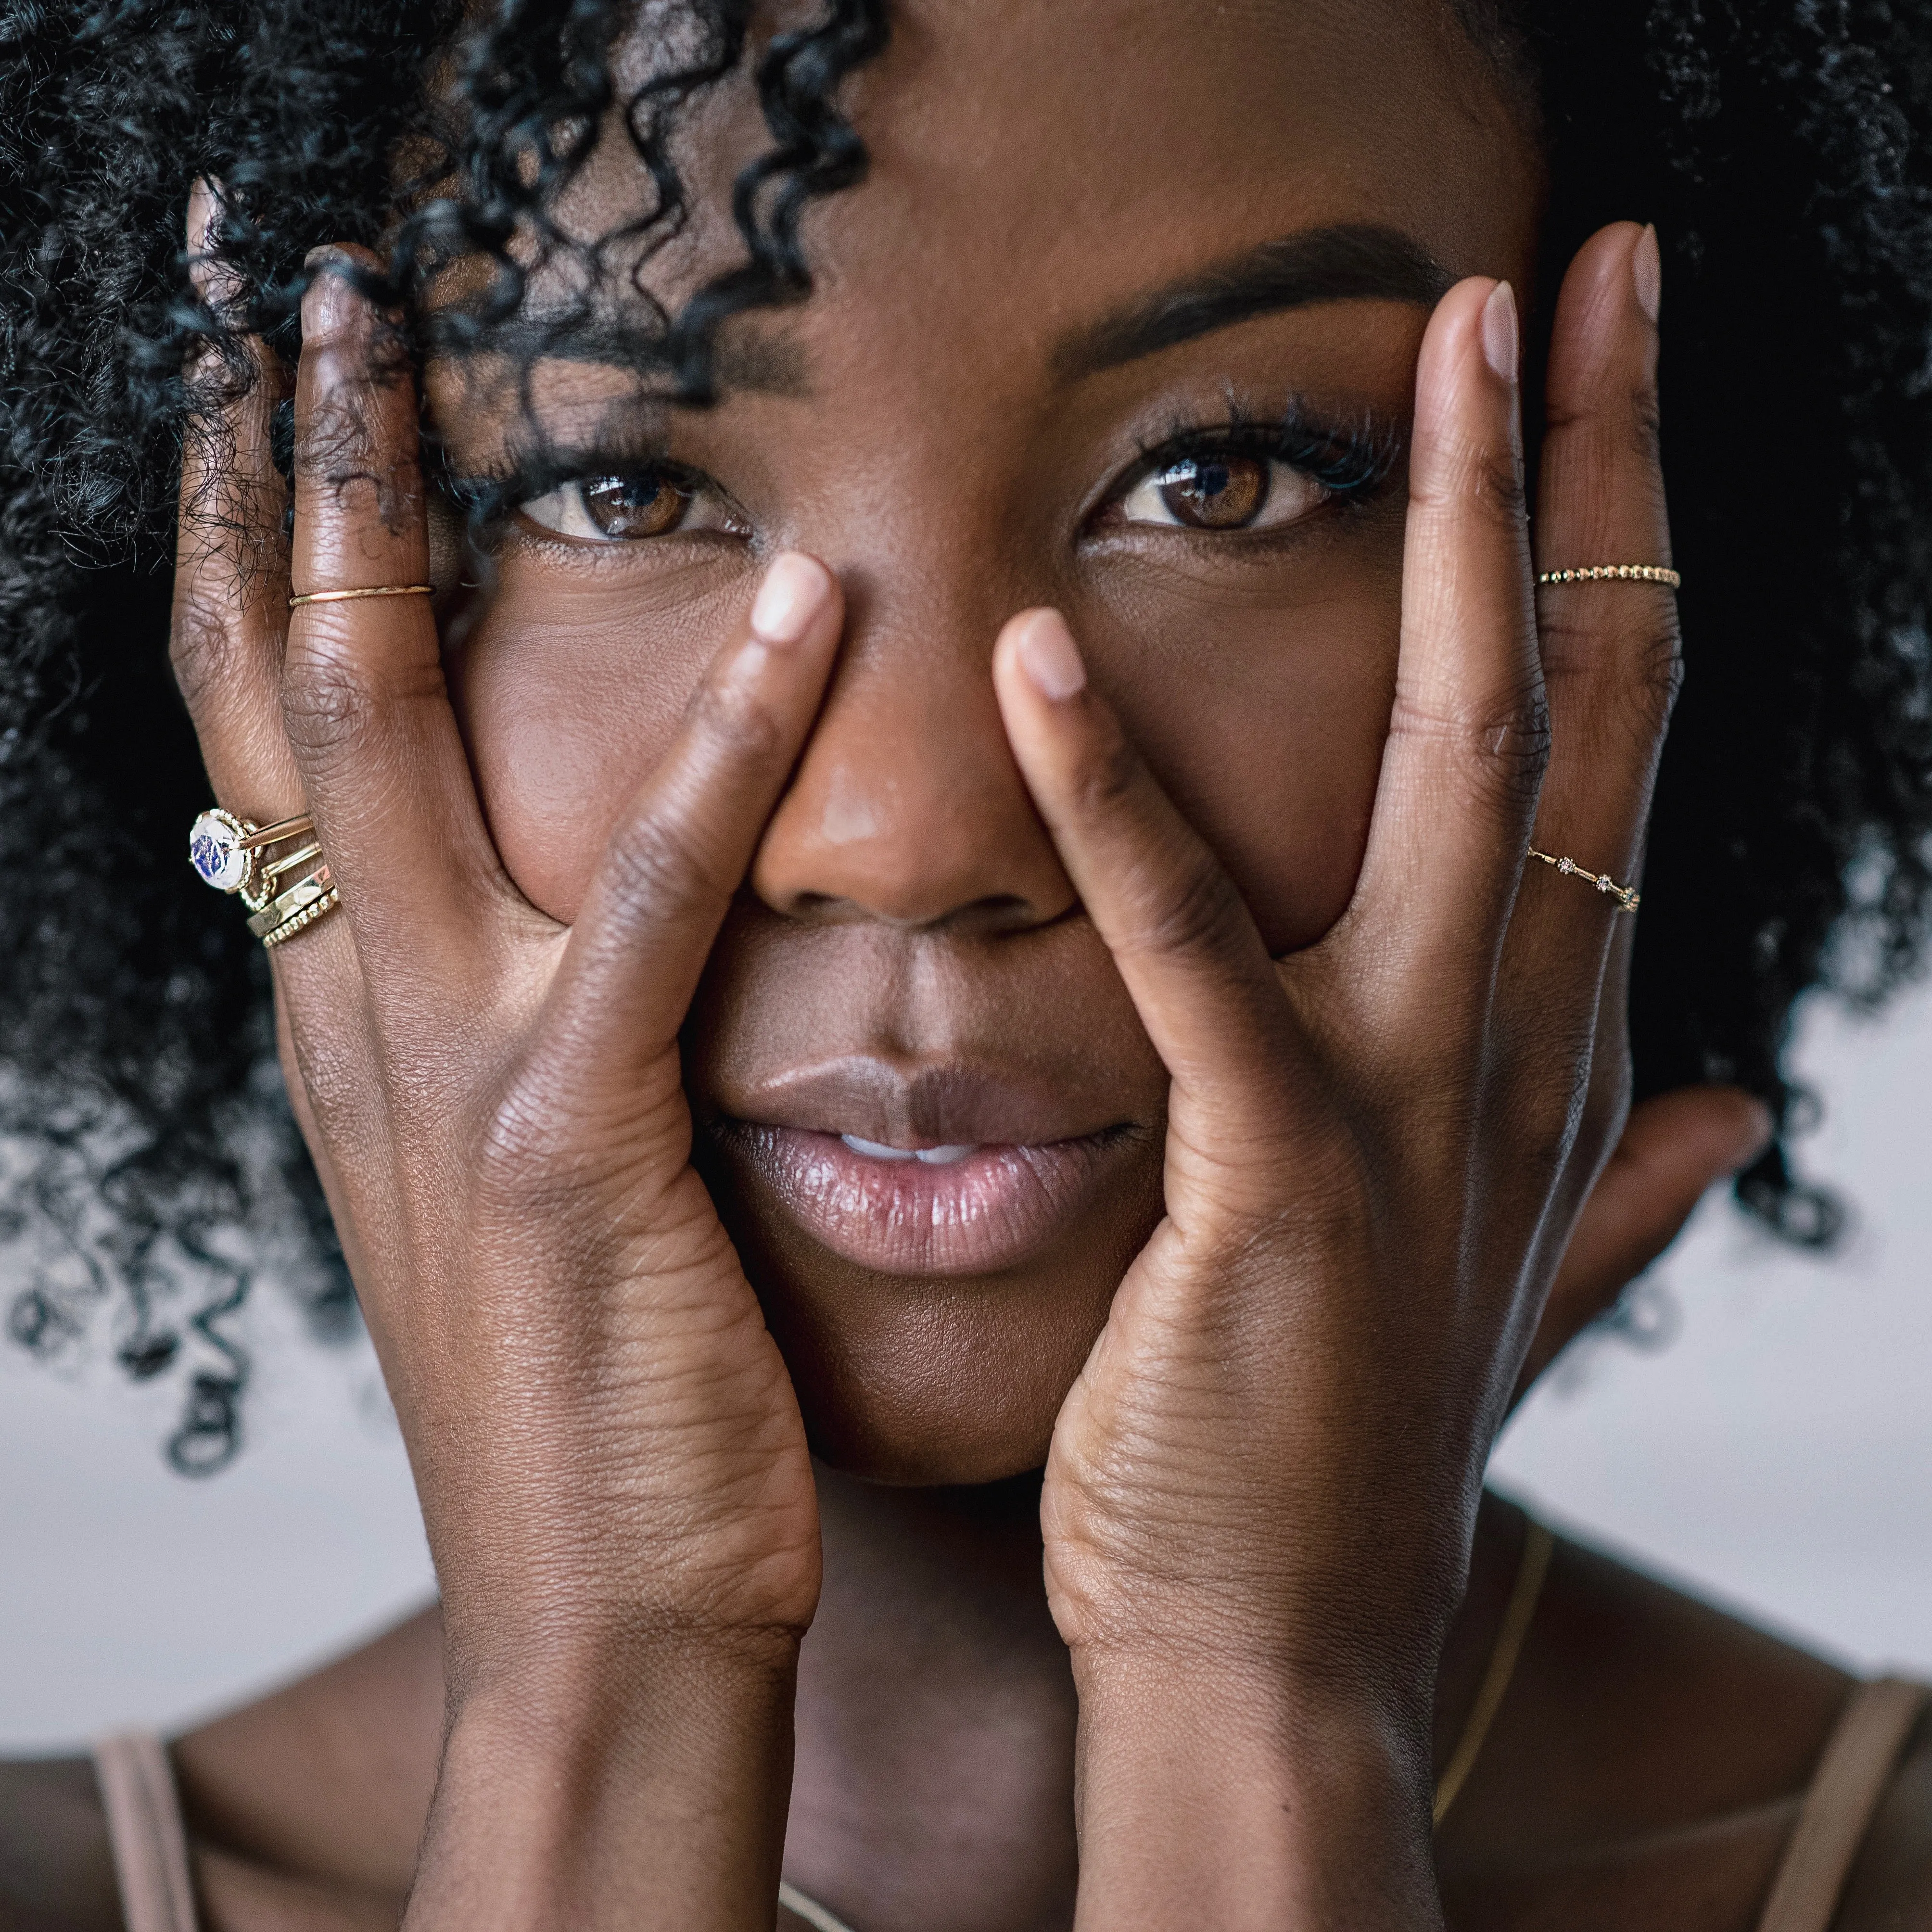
714;1056;1126;1149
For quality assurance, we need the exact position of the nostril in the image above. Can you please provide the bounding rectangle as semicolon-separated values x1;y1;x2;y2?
769;889;1048;933
959;892;1042;934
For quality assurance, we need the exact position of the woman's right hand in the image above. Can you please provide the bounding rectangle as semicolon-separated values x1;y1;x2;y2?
171;219;838;1924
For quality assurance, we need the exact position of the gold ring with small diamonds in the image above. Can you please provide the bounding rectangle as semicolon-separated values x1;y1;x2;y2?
1526;847;1640;914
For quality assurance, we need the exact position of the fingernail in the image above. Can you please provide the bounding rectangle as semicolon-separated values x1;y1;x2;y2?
1633;224;1663;325
186;177;219;255
302;247;357;341
1016;610;1086;702
1481;280;1519;384
749;552;832;647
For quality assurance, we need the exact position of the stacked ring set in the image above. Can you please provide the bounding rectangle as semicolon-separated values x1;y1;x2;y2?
180;579;440;945
187;809;339;948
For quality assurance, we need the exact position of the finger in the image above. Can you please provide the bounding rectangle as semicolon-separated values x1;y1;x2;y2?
535;554;844;1097
171;177;301;817
1519;223;1679;938
282;246;505;967
1343;276;1545;1006
991;608;1314;1163
1515;1084;1770;1394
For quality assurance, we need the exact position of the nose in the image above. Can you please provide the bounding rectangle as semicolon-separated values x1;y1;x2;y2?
750;590;1076;933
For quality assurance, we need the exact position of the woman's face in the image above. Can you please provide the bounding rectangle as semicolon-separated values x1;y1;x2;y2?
432;0;1544;1482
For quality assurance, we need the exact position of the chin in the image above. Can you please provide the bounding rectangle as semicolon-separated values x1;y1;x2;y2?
704;1148;1163;1487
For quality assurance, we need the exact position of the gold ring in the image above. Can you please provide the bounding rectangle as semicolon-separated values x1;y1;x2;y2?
288;584;434;608
1536;565;1681;588
1527;847;1640;913
261;886;342;949
237;813;313;852
258;841;324;885
247;865;339;942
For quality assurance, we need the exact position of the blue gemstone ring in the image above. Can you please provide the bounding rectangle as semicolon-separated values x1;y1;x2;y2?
188;808;316;911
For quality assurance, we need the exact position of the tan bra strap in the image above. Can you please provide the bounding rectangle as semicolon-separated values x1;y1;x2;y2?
1755;1677;1929;1932
92;1732;198;1932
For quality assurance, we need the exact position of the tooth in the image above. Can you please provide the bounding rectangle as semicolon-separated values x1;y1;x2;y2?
841;1134;916;1161
914;1144;977;1166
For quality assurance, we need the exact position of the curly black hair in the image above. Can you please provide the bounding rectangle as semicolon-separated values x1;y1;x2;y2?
1;0;1928;1470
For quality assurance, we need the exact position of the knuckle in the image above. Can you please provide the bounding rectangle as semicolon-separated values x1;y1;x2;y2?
1068;718;1142;822
688;665;786;768
472;1077;572;1200
1627;381;1663;470
168;587;245;715
1632;616;1685;724
1413;432;1527;531
1130;850;1249;968
1540;605;1683;755
294;362;420;525
1390;675;1551;818
604;813;722;927
1546;373;1661;464
281;626;381;763
1503;1036;1595;1176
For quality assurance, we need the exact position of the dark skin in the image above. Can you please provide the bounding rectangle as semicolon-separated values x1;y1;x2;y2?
7;0;1931;1927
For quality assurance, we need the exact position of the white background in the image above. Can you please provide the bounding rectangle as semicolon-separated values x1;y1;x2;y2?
2;987;1928;1751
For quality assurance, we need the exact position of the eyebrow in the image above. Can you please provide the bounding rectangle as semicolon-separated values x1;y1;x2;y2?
1053;222;1455;381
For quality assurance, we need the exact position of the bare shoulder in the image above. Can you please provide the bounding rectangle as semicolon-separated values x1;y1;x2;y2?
0;1604;442;1932
0;1756;121;1932
173;1602;442;1927
1439;1522;1859;1932
1836;1701;1932;1931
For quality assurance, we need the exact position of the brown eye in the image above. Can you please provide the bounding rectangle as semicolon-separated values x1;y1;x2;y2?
1153;454;1268;529
1114;449;1326;535
580;470;692;538
516;465;746;544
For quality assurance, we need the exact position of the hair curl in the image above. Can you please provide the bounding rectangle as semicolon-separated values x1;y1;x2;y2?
0;0;1928;1469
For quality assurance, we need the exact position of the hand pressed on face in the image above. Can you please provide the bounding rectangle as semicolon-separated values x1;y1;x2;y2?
988;229;1733;1729
170;229;849;1671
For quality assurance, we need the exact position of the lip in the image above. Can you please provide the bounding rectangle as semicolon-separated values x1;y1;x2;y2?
719;1122;1127;1277
726;1055;1118;1150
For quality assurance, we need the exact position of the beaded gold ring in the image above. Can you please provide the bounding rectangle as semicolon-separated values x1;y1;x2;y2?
1536;564;1681;588
261;886;342;949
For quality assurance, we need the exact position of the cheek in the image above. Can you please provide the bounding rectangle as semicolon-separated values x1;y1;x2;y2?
1089;526;1404;955
444;561;743;921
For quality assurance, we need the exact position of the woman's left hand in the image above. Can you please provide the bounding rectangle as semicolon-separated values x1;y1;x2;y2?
994;224;1694;1927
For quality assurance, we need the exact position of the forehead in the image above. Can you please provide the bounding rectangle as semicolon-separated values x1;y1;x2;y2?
826;0;1539;284
432;0;1541;438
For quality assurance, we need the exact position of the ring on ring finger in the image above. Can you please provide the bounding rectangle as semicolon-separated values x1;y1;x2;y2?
1525;845;1640;914
188;805;343;945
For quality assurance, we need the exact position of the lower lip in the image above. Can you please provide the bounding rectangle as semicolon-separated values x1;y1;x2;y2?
723;1125;1120;1277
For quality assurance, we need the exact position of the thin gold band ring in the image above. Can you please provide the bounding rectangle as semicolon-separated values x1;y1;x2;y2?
1527;847;1641;914
236;813;313;852
1536;564;1681;588
288;584;433;608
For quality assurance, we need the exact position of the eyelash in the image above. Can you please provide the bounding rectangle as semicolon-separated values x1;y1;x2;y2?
443;446;688;534
455;401;1398;541
1112;400;1398;514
